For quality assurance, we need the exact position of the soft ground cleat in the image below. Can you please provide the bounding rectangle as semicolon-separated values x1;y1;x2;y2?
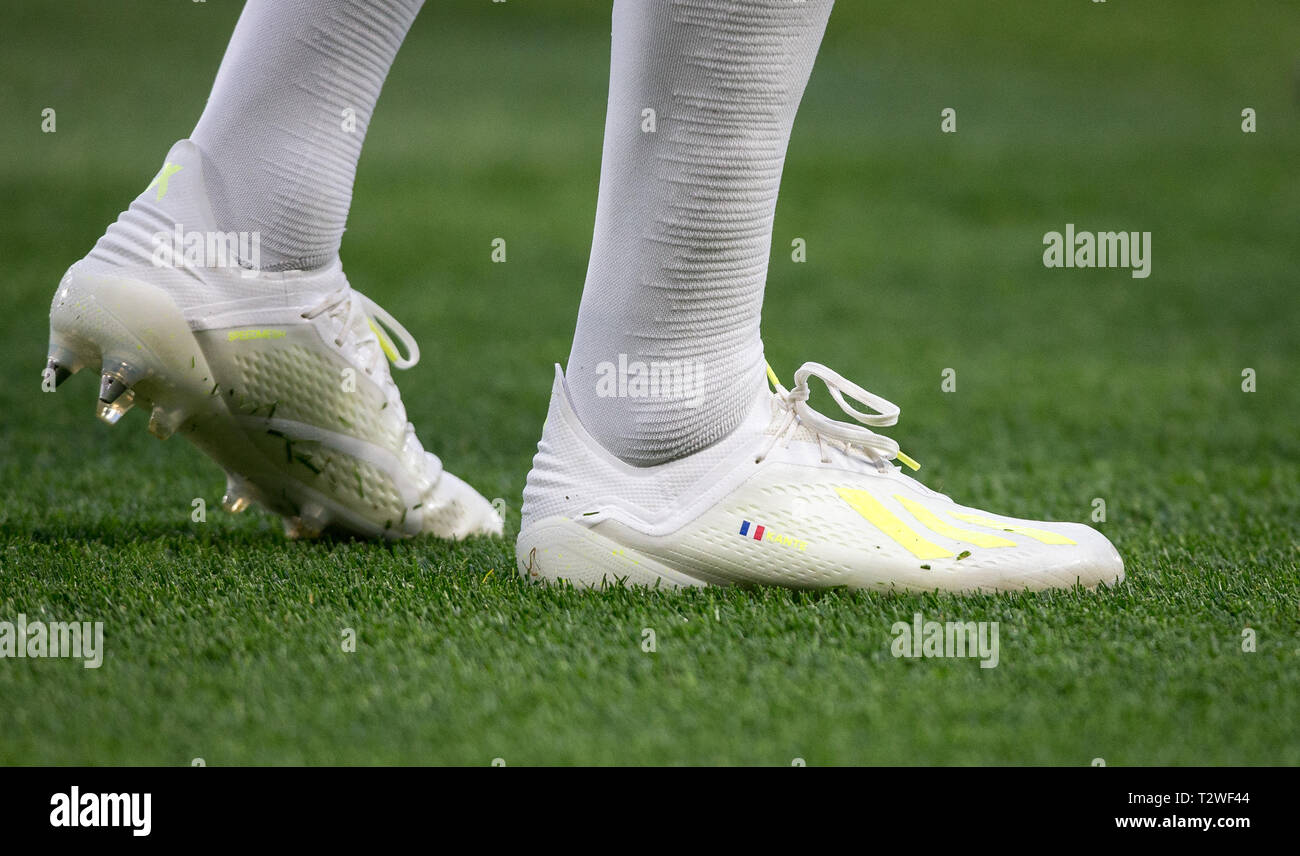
96;365;140;425
221;473;253;513
297;501;330;536
283;504;327;540
43;360;73;391
147;403;186;440
47;138;502;541
43;340;91;392
518;361;1124;593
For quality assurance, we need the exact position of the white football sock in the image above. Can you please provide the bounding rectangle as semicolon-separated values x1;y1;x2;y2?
564;0;834;466
190;0;423;271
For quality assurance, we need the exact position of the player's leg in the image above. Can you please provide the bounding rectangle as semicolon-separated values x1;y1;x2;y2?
518;0;1121;591
563;0;830;467
190;0;416;272
45;0;501;539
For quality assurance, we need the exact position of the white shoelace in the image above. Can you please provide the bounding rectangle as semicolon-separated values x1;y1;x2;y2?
301;287;421;375
301;287;430;478
758;361;919;473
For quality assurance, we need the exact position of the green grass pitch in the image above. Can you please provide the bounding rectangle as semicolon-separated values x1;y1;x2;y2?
0;0;1296;764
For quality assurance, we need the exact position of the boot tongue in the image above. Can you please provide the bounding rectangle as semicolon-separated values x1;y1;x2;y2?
349;312;385;377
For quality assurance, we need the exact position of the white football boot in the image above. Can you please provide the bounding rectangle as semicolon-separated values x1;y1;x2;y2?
44;140;502;540
518;361;1123;592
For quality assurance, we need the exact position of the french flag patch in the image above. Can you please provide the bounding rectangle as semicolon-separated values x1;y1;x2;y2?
739;520;765;541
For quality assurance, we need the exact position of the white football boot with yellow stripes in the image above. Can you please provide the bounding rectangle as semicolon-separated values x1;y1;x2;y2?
518;361;1122;592
44;140;502;540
